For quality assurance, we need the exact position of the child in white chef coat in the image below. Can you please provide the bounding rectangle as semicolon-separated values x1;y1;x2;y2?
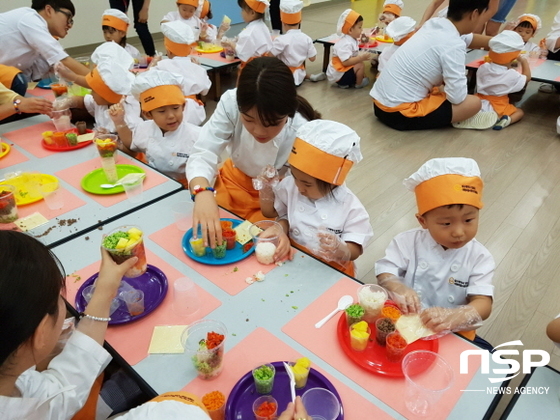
55;42;141;133
375;158;495;348
110;70;201;187
377;16;416;74
270;0;317;86
259;120;373;278
512;13;542;57
161;0;203;40
379;0;404;26
326;9;372;89
476;31;530;130
221;0;272;65
157;21;212;125
196;0;230;43
101;9;141;59
186;57;321;248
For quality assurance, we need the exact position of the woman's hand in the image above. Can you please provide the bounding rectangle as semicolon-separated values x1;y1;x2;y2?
192;191;222;248
278;396;312;420
19;97;53;115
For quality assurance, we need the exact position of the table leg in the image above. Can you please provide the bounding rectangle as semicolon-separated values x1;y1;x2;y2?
214;71;222;102
322;44;331;73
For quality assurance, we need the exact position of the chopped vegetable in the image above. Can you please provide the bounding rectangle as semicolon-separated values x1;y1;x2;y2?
255;401;277;418
202;390;225;411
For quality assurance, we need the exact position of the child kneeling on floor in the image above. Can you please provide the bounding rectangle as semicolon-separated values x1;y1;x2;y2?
376;158;494;351
476;31;530;130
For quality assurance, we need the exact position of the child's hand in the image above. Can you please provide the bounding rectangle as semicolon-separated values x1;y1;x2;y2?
359;51;373;61
108;101;126;125
420;305;483;333
54;62;77;83
94;248;138;300
253;165;279;191
274;230;295;263
190;56;200;65
317;232;351;263
377;275;421;315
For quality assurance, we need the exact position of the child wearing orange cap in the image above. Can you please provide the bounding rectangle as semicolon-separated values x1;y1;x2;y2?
110;71;200;186
377;16;416;74
475;31;530;130
157;20;212;125
379;0;404;26
259;120;373;277
101;9;141;59
511;13;542;57
195;0;230;43
161;0;204;40
221;0;272;65
326;9;372;89
270;0;317;86
376;158;494;347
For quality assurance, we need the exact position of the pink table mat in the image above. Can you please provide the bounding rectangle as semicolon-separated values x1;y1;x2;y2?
0;142;29;168
27;87;55;101
194;51;240;64
282;277;482;420
0;186;86;232
2;121;60;158
467;57;546;70
555;76;560;82
65;250;222;365
55;155;168;207
182;327;393;419
149;212;279;296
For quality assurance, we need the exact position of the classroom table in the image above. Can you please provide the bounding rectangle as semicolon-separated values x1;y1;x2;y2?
500;365;560;419
0;115;183;247
465;49;560;85
53;190;508;420
314;32;393;73
191;51;241;100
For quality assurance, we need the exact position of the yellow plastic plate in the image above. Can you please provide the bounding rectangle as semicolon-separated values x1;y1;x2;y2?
0;173;58;206
375;35;394;43
0;142;10;159
195;43;224;53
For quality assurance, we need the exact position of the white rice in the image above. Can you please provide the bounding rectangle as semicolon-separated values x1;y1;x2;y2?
255;242;276;264
358;288;386;312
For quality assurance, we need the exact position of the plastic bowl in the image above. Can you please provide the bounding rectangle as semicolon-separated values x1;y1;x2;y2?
301;388;340;420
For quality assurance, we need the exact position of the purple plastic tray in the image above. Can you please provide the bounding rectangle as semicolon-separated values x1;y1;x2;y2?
225;361;344;420
74;264;168;325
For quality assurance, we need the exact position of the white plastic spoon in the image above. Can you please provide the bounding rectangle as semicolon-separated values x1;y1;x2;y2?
315;295;353;328
100;181;124;188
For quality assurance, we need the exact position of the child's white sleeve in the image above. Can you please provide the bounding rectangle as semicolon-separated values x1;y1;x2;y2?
161;11;177;23
83;94;96;118
130;121;151;153
546;10;560;52
186;90;237;183
465;245;495;298
334;40;353;63
340;205;373;247
236;30;258;62
375;234;410;278
273;178;289;220
307;38;318;59
270;37;286;57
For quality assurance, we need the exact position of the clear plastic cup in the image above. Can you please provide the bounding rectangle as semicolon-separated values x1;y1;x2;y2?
357;284;388;323
202;390;226;420
301;388;340;420
349;322;370;352
250;220;282;265
51;108;72;131
171;201;191;231
39;181;63;210
375;317;395;346
386;331;407;363
172;277;200;317
122;177;144;203
95;134;118;183
182;319;227;380
289;361;310;389
0;185;18;223
252;395;278;420
402;350;454;417
252;363;275;394
102;225;148;278
82;284;121;315
122;289;145;316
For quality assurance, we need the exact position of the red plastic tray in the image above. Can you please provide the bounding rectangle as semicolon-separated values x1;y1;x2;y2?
42;129;93;151
336;312;438;377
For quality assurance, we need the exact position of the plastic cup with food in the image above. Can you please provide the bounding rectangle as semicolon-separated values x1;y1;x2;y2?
386;331;407;362
349;320;370;352
0;185;18;223
182;319;227;380
252;395;278;420
250;220;282;265
102;225;147;278
252;363;276;394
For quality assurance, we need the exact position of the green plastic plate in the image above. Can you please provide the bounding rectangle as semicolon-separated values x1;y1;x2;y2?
81;164;145;195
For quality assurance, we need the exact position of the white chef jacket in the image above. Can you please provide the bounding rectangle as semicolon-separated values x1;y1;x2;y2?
476;62;526;112
119;400;210;419
124;43;141;59
84;94;142;133
0;331;111;420
546;10;560;53
161;11;202;39
270;29;317;85
520;41;540;55
154;56;212;125
274;175;373;252
186;88;307;182
375;227;494;309
236;19;272;62
371;17;469;106
378;43;398;73
326;34;358;82
0;7;68;81
131;119;200;182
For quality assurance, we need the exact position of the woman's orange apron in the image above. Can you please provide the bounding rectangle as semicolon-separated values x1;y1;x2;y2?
214;159;273;223
149;392;209;414
0;65;21;88
291;240;356;278
476;93;516;117
457;330;476;341
71;374;104;420
374;88;447;118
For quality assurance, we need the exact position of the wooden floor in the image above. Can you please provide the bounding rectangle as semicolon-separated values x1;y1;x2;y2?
143;1;560;416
